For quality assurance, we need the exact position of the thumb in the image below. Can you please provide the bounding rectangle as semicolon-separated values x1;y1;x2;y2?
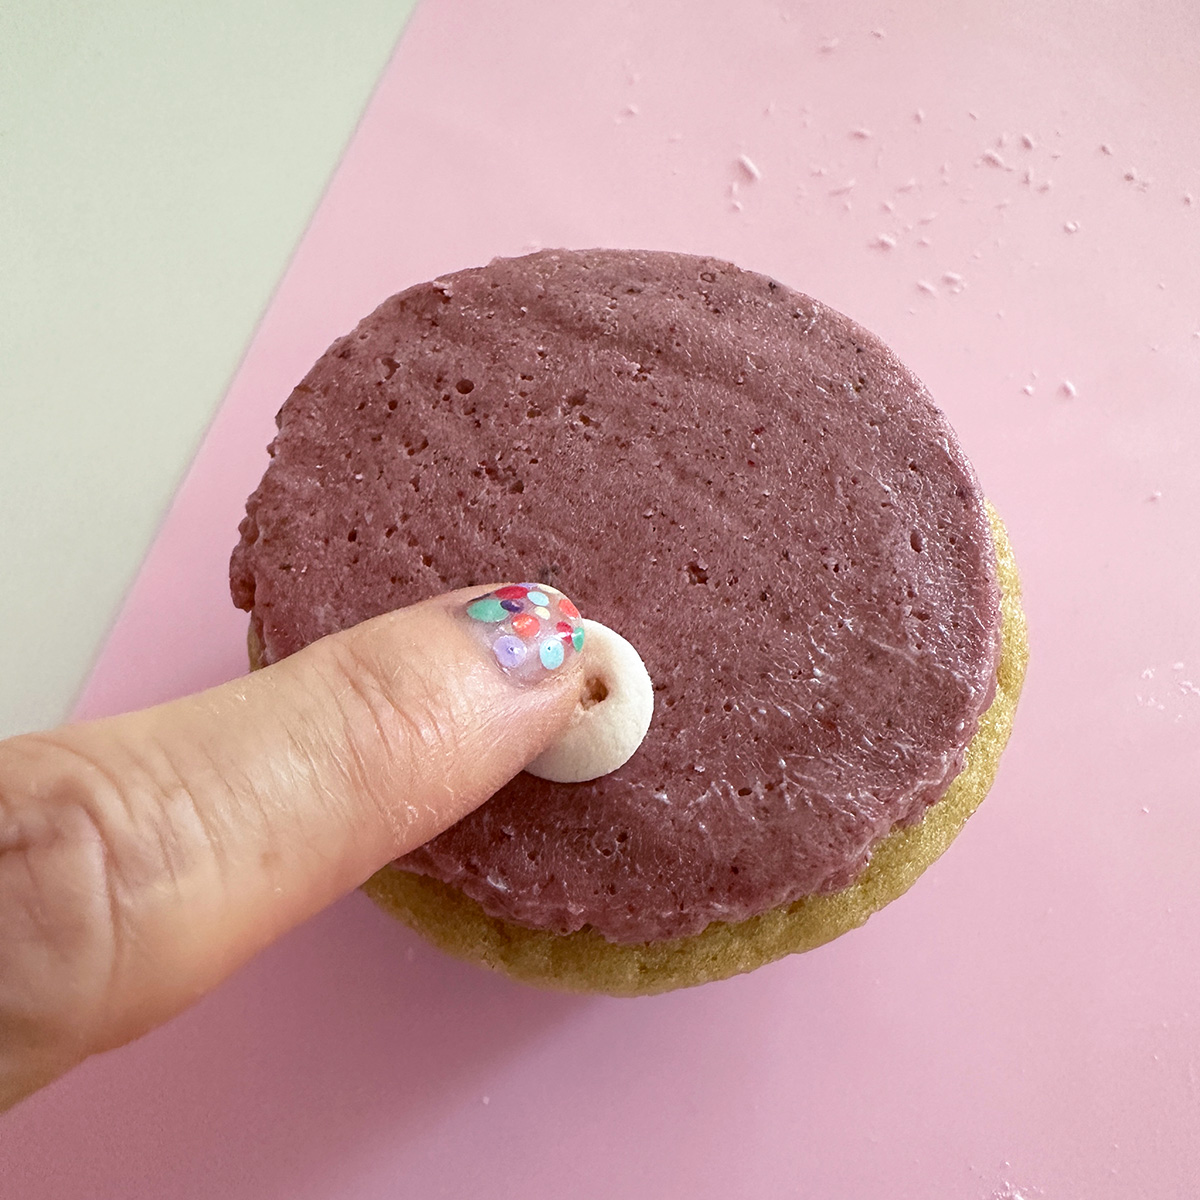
0;584;587;1106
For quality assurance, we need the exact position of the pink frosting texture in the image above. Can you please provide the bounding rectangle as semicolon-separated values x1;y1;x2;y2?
231;248;1001;943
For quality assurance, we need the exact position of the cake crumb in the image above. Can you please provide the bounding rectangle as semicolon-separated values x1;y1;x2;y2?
737;154;762;181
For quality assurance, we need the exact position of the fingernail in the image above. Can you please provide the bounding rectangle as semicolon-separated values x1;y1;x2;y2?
462;584;586;683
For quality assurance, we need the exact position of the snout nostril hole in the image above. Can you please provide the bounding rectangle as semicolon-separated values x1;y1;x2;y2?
581;676;609;709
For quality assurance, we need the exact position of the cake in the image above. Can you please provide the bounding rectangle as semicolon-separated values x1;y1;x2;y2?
231;248;1027;994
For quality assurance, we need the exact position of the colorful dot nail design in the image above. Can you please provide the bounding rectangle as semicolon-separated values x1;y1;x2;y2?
464;584;586;681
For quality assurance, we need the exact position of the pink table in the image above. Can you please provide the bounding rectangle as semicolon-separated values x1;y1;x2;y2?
6;1;1199;1195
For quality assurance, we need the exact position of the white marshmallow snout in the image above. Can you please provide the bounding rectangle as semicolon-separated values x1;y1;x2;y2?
526;619;654;783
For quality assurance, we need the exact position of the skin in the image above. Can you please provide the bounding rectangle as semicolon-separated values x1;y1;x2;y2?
0;589;584;1110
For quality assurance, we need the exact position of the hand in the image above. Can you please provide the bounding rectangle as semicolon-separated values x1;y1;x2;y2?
0;588;585;1109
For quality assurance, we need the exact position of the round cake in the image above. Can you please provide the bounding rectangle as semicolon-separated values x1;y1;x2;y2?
231;248;1027;994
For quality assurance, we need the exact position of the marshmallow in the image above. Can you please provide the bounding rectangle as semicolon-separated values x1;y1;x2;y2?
526;619;654;783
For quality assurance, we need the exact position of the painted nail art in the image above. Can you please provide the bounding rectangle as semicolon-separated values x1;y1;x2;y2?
463;584;585;683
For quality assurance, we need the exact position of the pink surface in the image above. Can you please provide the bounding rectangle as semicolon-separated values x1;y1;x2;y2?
6;1;1200;1195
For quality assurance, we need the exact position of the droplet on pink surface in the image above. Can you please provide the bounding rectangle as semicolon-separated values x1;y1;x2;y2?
981;149;1010;169
851;127;873;140
942;271;966;293
819;36;840;52
1064;220;1080;233
914;108;925;123
1023;384;1035;395
829;179;856;195
1101;142;1114;155
1021;133;1036;149
897;177;919;192
1061;380;1078;397
916;280;937;295
872;234;897;249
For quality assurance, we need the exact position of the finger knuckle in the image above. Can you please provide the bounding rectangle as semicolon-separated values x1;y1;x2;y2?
0;737;128;1093
321;636;457;776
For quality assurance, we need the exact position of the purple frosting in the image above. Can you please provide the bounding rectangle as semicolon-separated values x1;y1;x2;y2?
231;249;1001;943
